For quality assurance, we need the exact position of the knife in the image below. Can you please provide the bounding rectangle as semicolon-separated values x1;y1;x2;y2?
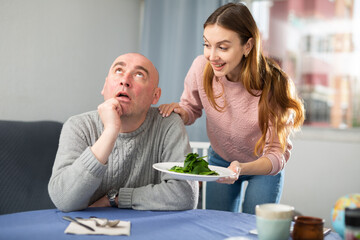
62;216;95;232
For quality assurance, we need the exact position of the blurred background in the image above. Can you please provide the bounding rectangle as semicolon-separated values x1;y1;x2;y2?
1;0;359;229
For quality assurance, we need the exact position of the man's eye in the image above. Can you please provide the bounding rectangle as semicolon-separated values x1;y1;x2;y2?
135;72;144;78
115;68;123;74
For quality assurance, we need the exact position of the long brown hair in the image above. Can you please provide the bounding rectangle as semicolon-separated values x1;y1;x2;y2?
203;3;305;156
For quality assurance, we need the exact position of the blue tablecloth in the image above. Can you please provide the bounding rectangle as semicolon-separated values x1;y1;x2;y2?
0;208;341;240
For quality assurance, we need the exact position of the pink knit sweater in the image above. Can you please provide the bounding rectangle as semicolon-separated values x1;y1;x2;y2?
179;55;292;175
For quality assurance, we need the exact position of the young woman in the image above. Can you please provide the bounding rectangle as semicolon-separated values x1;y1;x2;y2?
159;3;304;214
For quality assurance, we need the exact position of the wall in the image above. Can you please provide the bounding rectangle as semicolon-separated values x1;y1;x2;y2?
0;0;142;122
281;127;360;228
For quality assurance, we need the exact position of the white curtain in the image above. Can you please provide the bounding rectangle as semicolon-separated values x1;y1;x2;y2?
141;0;236;141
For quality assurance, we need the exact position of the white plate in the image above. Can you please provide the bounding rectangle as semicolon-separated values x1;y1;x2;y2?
152;162;235;181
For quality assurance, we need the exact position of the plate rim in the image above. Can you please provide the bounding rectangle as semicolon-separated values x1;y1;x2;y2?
152;161;235;181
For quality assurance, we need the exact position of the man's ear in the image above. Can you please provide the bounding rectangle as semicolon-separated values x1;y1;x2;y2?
152;87;162;105
101;77;107;96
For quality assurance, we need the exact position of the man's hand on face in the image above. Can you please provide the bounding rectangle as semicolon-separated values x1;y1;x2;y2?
91;98;122;164
97;98;122;135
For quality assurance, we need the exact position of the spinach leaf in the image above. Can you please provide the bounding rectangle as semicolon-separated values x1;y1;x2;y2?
170;153;219;175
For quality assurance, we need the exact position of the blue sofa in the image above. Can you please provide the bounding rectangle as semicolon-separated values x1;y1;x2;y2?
0;120;62;214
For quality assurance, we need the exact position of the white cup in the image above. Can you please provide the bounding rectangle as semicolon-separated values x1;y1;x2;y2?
256;203;294;240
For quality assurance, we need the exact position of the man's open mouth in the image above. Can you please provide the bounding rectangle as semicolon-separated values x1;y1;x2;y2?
116;92;131;100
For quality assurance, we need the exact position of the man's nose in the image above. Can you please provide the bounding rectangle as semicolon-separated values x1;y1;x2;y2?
120;73;131;87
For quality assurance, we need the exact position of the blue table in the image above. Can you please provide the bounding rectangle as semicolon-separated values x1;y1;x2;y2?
0;208;341;240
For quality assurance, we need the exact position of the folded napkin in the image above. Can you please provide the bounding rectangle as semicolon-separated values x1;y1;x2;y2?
64;218;131;236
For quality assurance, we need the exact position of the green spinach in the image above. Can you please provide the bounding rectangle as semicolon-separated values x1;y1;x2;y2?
170;153;219;175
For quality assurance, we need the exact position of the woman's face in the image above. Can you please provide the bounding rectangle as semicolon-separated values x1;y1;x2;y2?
203;24;248;82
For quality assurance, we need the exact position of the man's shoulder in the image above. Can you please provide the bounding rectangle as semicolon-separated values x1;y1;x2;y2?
149;107;183;126
147;108;185;135
67;110;98;120
65;110;100;128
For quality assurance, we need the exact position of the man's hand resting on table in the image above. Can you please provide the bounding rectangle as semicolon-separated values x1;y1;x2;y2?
89;195;118;208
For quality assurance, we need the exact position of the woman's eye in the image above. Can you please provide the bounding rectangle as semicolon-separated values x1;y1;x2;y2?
203;43;210;48
219;46;228;51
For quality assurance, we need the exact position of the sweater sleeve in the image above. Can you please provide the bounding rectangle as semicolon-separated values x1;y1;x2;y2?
262;126;293;175
48;116;107;212
119;114;199;210
179;55;206;125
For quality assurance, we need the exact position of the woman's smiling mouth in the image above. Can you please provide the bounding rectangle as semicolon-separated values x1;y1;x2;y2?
212;62;226;71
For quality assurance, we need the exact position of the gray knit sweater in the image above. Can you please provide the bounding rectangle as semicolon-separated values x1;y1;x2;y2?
48;107;198;212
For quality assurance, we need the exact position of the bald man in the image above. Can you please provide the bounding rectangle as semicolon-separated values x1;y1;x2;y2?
49;53;198;212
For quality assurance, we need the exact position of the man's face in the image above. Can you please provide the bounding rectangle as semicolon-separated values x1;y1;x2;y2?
101;53;161;118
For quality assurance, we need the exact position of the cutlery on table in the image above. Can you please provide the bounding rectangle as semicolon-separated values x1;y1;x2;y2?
89;216;120;227
62;216;95;232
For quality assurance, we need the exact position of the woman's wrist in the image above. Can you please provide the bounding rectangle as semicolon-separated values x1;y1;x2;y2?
240;157;272;175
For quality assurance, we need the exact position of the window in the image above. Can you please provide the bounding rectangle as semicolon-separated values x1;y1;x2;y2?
250;0;360;129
